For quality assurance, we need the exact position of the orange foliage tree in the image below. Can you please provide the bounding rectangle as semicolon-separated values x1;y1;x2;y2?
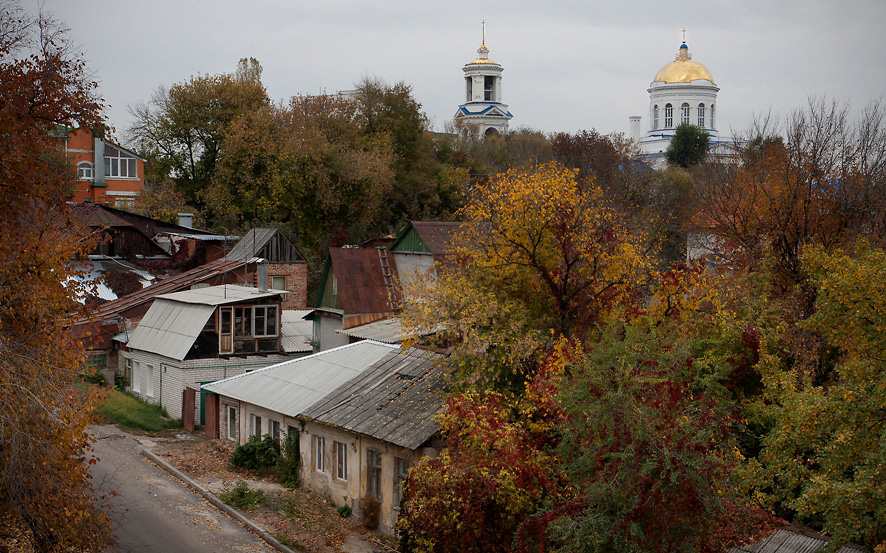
0;4;113;551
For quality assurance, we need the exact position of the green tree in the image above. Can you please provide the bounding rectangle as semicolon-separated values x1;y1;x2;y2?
0;3;113;550
750;242;886;550
666;123;710;167
127;65;271;207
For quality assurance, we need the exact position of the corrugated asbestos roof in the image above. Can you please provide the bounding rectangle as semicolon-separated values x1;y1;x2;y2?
728;529;862;553
202;341;399;417
329;247;399;315
281;309;312;353
335;317;402;343
126;298;216;360
301;348;447;450
157;284;283;305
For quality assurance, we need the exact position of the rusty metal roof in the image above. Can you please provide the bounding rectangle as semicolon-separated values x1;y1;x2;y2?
408;221;465;256
68;202;135;229
329;247;400;315
80;257;257;324
301;348;448;450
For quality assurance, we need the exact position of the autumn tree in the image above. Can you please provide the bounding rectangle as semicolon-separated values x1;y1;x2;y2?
127;65;271;207
400;392;565;553
690;98;886;292
749;242;886;550
0;3;113;550
666;123;710;167
404;162;652;391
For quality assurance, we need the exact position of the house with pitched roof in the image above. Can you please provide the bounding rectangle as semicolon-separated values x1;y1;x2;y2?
202;344;446;534
61;127;146;208
388;221;465;288
308;247;401;352
122;284;294;420
225;228;308;309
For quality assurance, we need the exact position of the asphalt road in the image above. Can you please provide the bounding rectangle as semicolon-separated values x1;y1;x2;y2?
90;425;275;553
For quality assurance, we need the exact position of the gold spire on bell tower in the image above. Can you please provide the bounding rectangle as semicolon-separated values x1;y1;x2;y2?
470;20;495;64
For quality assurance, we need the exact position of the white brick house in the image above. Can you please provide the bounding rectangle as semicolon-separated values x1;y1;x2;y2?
122;285;294;420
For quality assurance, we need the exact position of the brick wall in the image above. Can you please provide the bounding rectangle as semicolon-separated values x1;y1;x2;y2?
258;263;308;309
122;350;290;420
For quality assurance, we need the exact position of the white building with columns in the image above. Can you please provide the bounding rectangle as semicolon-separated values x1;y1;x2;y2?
454;28;512;137
630;36;735;166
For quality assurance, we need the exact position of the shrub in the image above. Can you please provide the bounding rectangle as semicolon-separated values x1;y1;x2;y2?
277;430;301;488
229;434;280;471
337;505;352;518
219;480;265;509
360;496;380;530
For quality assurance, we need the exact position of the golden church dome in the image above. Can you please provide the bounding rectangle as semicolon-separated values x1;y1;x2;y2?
653;43;715;84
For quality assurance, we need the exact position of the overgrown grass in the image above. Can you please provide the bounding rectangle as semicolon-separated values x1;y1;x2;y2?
93;387;182;432
219;480;265;509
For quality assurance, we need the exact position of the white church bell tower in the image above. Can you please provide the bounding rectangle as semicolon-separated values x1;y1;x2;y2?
454;22;513;137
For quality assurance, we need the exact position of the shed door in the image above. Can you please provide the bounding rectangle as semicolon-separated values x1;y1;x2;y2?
218;307;233;354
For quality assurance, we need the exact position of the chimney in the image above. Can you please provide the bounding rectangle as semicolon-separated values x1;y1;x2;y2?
629;116;642;143
257;264;268;292
177;213;194;228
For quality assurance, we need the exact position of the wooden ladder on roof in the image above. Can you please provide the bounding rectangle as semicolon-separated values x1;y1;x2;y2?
377;248;401;312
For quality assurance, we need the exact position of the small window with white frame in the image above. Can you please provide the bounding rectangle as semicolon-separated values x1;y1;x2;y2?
681;102;690;124
77;161;94;180
335;441;348;481
664;103;673;127
697;103;706;127
253;305;278;337
271;276;285;291
227;407;237;440
132;361;141;393
104;146;138;179
315;436;325;472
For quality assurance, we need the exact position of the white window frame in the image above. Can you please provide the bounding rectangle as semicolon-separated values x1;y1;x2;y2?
653;105;659;129
77;161;94;181
367;449;382;498
271;276;286;291
711;104;715;128
145;364;154;398
104;151;138;179
681;102;690;125
697;103;706;127
394;457;409;507
315;436;325;472
664;103;673;127
253;305;278;337
335;441;348;481
132;361;141;393
227;407;237;441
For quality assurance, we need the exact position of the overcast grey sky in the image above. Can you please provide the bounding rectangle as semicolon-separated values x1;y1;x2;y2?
44;0;886;143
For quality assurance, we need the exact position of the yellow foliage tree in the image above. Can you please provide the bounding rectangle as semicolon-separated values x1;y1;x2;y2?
404;161;652;391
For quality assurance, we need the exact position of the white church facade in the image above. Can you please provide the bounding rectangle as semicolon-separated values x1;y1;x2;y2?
630;36;737;166
454;27;513;137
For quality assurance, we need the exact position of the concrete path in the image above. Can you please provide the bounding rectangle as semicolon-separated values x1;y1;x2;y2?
90;425;276;553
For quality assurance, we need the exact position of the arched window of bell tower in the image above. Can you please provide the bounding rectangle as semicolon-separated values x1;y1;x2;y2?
465;77;472;102
664;103;673;128
681;103;690;124
484;127;500;138
698;103;705;127
653;105;659;129
711;104;715;128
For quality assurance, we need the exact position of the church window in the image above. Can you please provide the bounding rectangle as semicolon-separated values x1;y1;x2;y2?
698;104;706;127
664;103;673;127
465;77;472;101
711;104;715;128
681;103;690;124
484;76;495;101
653;105;659;129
